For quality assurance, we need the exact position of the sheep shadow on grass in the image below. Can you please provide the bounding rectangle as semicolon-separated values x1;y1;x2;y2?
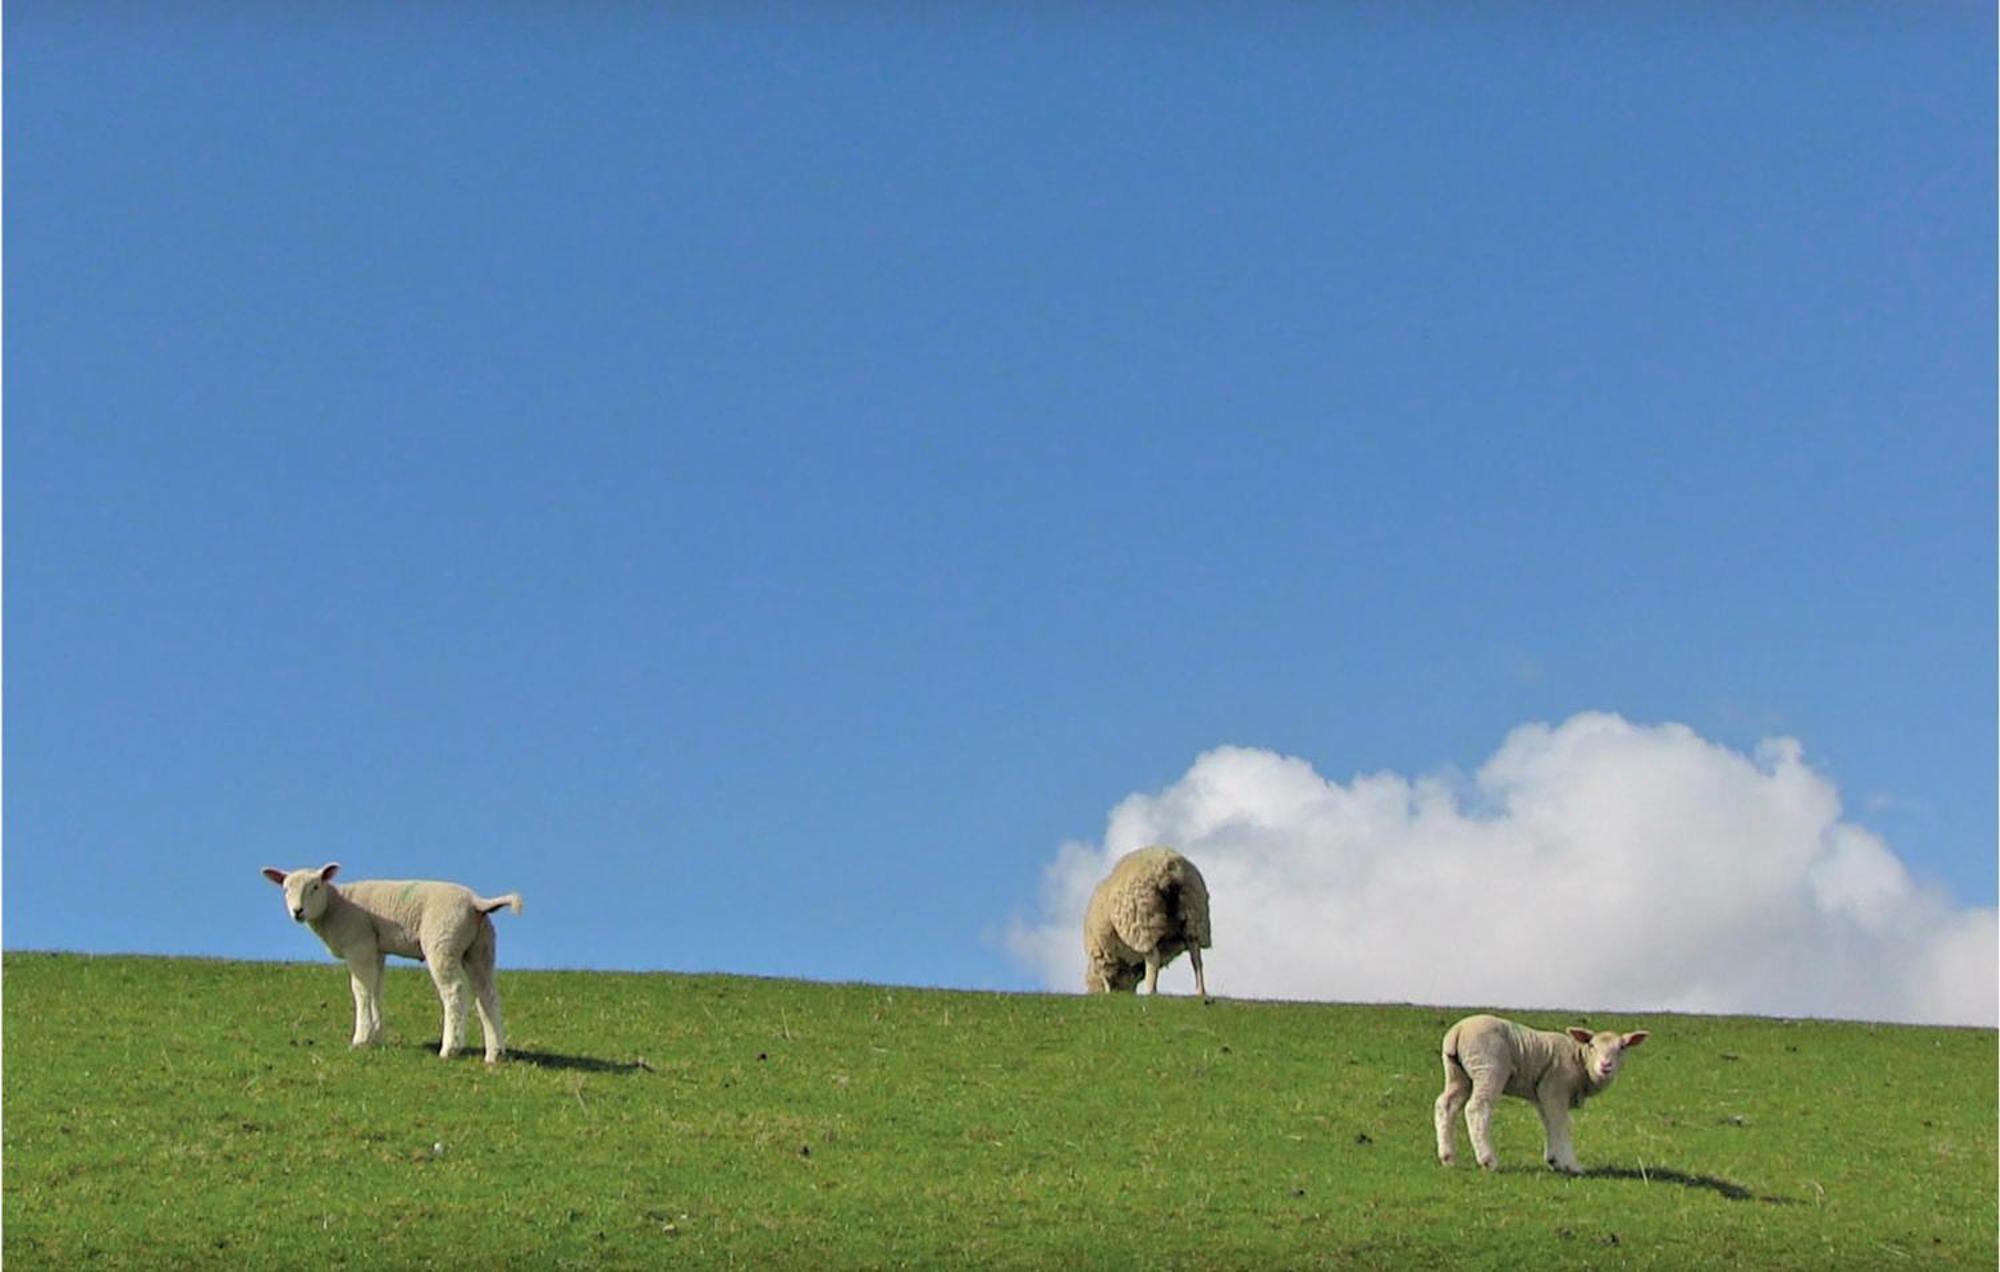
408;1043;656;1075
1583;1165;1804;1206
505;1048;657;1074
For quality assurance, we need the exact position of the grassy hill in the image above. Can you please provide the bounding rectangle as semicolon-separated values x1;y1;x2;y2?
4;952;1993;1267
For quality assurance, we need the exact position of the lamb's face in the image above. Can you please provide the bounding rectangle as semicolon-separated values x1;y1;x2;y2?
263;863;340;923
1569;1027;1650;1086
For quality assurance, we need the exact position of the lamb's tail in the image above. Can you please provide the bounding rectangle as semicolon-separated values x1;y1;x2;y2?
476;893;524;916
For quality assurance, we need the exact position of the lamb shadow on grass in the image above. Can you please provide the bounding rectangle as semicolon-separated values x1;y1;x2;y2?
408;1043;656;1074
506;1048;656;1074
1584;1165;1805;1206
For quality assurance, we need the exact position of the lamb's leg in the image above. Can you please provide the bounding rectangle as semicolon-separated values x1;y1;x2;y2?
363;954;385;1042
425;952;472;1059
1465;1075;1504;1170
1142;952;1162;995
467;945;507;1065
1187;944;1209;1001
1435;1056;1472;1165
1536;1085;1581;1174
346;970;370;1047
345;951;385;1047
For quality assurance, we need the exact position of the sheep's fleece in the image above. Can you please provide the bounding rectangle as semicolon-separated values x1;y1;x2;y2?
1082;845;1212;998
262;863;522;1063
1434;1013;1650;1174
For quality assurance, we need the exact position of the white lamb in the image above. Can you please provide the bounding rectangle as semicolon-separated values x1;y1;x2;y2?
1082;846;1212;999
1433;1013;1650;1174
261;863;523;1064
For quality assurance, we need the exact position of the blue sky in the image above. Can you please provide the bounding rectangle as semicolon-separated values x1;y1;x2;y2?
7;6;1993;1017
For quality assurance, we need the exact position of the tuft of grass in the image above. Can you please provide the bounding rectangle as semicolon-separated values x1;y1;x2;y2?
5;952;1993;1267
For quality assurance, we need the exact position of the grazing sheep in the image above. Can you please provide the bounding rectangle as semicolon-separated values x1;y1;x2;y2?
261;863;522;1064
1083;846;1212;999
1433;1013;1650;1174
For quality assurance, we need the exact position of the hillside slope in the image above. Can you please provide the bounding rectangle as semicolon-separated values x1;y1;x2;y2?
4;953;1993;1266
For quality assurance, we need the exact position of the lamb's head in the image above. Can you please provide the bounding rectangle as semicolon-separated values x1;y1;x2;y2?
1084;953;1145;994
1566;1026;1650;1088
261;863;341;923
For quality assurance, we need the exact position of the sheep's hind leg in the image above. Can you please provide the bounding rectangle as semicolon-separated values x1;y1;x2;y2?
425;951;473;1059
1465;1076;1504;1170
1187;944;1209;1002
1435;1059;1471;1165
1142;952;1162;995
467;926;506;1064
472;973;506;1064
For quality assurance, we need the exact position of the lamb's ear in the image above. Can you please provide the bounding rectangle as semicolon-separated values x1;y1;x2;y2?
261;867;287;886
1567;1027;1595;1044
318;863;341;882
1622;1031;1650;1049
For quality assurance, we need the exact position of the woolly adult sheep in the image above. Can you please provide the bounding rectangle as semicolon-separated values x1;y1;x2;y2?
1082;846;1211;999
261;863;523;1064
1433;1013;1650;1174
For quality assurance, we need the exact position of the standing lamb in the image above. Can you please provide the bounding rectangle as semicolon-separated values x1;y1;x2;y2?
261;863;523;1064
1083;846;1212;999
1433;1013;1650;1174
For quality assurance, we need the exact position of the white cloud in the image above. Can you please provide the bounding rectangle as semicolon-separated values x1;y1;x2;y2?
1006;713;1996;1026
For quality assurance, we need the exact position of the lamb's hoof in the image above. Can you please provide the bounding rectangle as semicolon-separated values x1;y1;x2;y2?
1476;1155;1499;1171
1438;1152;1456;1167
1547;1158;1582;1176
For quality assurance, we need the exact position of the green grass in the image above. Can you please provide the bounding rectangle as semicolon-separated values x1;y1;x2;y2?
4;952;1993;1267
